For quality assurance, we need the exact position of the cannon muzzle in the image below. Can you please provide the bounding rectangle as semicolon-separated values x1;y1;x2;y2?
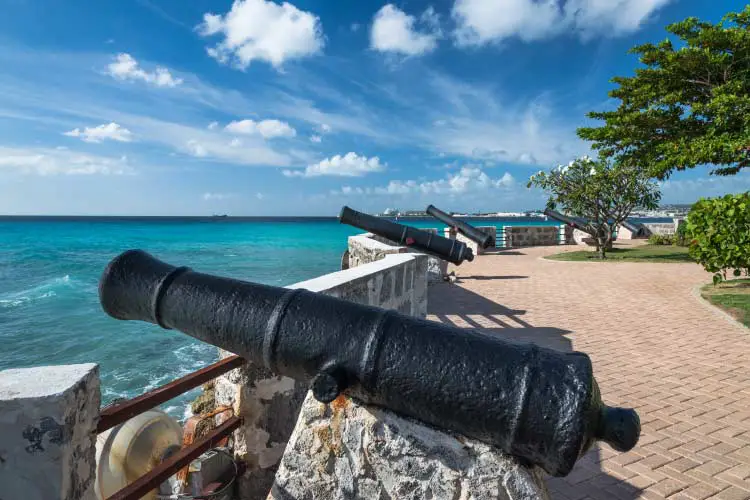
99;250;640;477
339;206;473;265
426;204;494;248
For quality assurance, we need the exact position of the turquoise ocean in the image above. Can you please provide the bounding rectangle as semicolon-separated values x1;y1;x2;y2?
0;216;661;419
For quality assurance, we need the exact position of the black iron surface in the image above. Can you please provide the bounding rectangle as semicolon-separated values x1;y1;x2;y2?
99;250;640;477
339;206;473;265
425;204;494;249
620;220;645;237
544;208;591;234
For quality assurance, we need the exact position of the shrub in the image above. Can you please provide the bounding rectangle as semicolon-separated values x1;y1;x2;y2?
686;192;750;284
673;222;689;247
648;234;674;245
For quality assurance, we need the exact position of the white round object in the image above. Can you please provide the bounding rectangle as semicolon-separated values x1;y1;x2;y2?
95;408;183;500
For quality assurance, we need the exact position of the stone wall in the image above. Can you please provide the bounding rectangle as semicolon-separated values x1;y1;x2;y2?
504;225;563;247
213;253;430;499
642;222;676;236
348;232;447;282
642;219;681;237
271;393;550;500
0;363;100;500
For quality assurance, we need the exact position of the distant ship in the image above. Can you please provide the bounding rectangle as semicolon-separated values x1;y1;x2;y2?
211;214;228;218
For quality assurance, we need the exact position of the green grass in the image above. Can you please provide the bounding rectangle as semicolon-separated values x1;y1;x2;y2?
546;245;693;263
701;279;750;328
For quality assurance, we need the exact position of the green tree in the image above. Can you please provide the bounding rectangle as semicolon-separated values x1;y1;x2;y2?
578;7;750;178
685;192;750;284
528;157;661;259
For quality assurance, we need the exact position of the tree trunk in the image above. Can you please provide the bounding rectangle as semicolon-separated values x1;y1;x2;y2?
598;230;615;259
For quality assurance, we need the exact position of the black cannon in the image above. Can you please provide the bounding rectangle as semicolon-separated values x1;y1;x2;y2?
339;206;473;265
620;220;646;238
99;250;640;477
544;208;591;234
426;204;494;249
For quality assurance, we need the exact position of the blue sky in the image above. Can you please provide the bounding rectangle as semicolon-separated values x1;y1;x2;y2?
0;0;747;216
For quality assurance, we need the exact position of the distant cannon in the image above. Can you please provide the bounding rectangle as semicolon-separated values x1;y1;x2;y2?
99;250;641;477
339;206;473;265
620;220;646;238
544;208;590;234
425;204;494;249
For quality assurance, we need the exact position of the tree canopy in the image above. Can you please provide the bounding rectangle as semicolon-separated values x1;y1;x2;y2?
578;7;750;178
528;156;661;258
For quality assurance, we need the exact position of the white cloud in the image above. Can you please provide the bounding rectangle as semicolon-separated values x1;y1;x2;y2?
186;140;208;157
0;146;133;175
106;53;183;87
256;192;264;199
225;119;297;139
198;0;325;69
319;123;331;133
310;135;322;143
63;122;133;143
283;152;385;178
332;167;514;197
452;0;673;46
371;4;440;56
202;192;234;201
208;121;219;130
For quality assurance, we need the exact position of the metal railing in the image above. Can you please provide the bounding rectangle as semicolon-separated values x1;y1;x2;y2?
97;355;246;500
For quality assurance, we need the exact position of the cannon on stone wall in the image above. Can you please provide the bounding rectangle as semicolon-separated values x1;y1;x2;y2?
99;250;640;477
425;204;494;249
339;206;473;265
544;208;591;234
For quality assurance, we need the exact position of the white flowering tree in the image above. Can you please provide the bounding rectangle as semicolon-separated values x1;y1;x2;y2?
527;156;661;258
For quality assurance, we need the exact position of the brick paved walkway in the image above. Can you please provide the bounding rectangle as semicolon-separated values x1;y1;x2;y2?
427;244;750;500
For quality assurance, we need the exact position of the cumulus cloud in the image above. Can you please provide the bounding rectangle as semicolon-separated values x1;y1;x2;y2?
198;0;324;69
310;135;322;143
452;0;673;46
283;152;385;177
371;4;441;56
106;53;183;87
225;119;297;139
208;121;219;130
0;146;133;175
333;167;514;197
63;122;133;143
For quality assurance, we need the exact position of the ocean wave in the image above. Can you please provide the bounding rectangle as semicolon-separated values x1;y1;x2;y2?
0;275;77;308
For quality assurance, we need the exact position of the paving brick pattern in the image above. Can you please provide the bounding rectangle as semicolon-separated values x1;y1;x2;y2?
427;244;750;500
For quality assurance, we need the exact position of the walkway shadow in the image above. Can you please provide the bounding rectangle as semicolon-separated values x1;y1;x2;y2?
427;282;643;500
458;275;528;281
483;248;526;255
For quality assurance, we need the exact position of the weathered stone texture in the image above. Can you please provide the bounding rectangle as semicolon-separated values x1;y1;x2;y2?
642;220;680;236
270;393;550;500
505;226;562;247
349;232;447;283
0;363;100;500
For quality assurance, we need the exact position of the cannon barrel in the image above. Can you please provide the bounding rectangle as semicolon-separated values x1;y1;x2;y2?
339;206;473;265
99;250;640;477
620;220;645;237
544;208;590;233
425;204;494;249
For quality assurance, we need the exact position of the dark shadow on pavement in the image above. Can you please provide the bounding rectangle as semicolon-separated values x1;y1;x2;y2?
483;249;526;255
427;281;643;500
458;275;529;281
